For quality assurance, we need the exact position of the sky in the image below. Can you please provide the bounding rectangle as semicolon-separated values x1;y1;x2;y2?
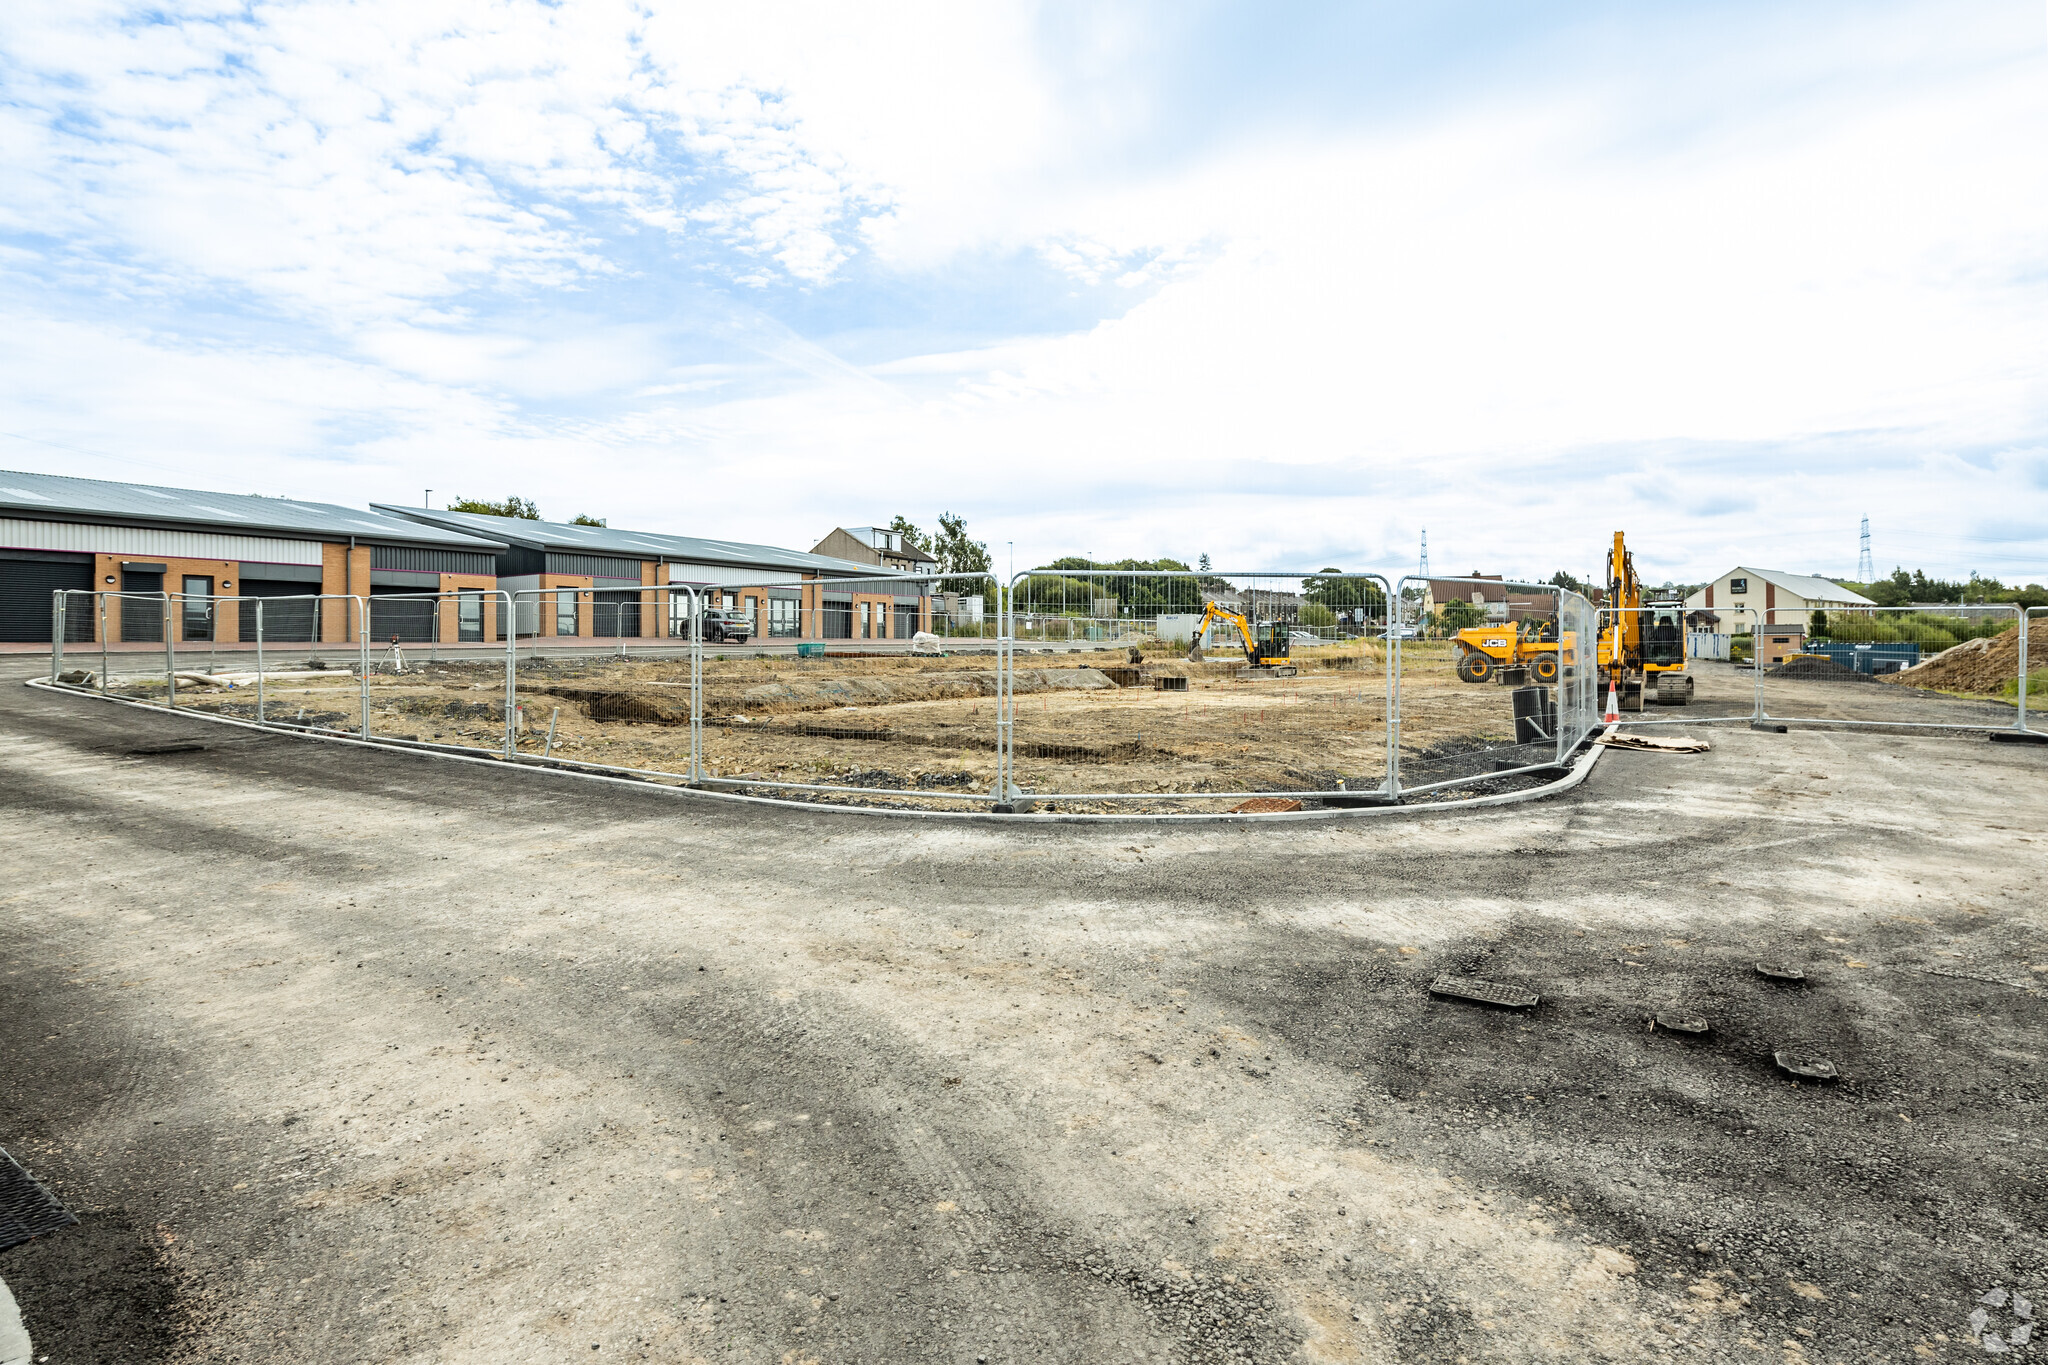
0;0;2043;589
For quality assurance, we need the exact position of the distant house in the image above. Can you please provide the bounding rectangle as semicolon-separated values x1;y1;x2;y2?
812;527;938;576
1684;569;1873;628
1419;575;1557;624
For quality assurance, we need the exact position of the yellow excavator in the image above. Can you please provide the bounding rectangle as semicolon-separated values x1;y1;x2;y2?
1600;531;1692;709
1186;601;1294;670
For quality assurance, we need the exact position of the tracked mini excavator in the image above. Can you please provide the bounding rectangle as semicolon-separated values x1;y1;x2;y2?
1186;601;1295;674
1599;531;1692;710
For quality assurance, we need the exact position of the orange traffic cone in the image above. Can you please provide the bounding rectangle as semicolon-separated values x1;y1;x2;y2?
1603;682;1620;724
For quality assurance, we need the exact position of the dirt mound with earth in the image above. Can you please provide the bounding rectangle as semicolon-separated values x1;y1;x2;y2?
1884;625;2021;694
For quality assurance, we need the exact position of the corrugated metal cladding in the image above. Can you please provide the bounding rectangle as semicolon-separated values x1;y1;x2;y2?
667;562;807;588
370;545;495;576
0;517;319;565
545;553;640;578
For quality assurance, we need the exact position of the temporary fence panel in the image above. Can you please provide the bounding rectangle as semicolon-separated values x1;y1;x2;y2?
507;586;696;781
2025;608;2044;736
691;574;1002;806
1752;603;2025;735
1004;569;1393;811
344;591;517;756
1391;574;1576;798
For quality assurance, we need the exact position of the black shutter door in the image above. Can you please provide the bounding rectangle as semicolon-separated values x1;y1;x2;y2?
368;587;436;642
237;580;322;642
593;590;641;637
120;571;164;642
0;556;94;643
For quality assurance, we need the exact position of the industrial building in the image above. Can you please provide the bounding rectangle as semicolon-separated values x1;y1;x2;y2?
374;507;934;641
0;471;504;645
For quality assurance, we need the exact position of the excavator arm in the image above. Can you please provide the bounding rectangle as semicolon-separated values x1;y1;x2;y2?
1188;601;1260;666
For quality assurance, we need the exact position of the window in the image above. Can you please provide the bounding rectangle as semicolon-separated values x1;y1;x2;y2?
458;590;484;642
769;597;800;637
859;601;872;638
182;576;213;641
556;590;578;636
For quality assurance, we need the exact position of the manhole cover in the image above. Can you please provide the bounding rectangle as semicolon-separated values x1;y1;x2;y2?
1755;963;1806;982
1651;1012;1710;1034
0;1147;77;1253
1429;977;1540;1009
1773;1051;1838;1080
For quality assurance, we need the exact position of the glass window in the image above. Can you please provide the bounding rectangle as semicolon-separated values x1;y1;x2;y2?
768;598;800;637
182;576;213;640
458;590;484;642
556;590;578;636
860;601;871;638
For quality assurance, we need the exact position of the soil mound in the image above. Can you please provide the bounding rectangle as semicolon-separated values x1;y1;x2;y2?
1884;625;2020;694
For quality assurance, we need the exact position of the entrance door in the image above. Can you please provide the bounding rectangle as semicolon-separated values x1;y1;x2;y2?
181;576;215;641
458;590;484;642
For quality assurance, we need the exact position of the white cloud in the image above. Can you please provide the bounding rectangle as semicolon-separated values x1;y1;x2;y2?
0;0;2041;585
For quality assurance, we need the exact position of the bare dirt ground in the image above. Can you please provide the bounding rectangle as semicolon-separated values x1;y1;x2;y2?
122;642;1546;809
4;658;2046;1363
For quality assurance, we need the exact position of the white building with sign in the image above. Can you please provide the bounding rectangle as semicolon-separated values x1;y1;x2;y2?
1684;568;1874;627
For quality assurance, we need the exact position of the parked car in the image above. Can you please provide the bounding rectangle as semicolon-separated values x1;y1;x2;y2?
701;609;753;644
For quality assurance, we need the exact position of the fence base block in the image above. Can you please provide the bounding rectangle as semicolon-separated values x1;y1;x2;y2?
1989;731;2048;745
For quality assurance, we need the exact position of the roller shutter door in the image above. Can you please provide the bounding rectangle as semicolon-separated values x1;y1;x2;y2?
0;553;94;643
237;580;323;643
592;590;642;638
368;585;438;642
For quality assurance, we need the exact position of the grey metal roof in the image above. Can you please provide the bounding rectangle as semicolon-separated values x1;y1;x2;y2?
372;505;906;579
0;470;506;550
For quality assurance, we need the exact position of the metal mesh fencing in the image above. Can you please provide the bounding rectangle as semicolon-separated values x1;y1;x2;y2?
690;573;1003;806
1390;574;1578;798
1613;605;1761;727
55;578;2037;814
2026;608;2044;736
1751;603;2025;734
1001;569;1393;812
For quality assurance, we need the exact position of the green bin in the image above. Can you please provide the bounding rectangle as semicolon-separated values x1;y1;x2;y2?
796;642;825;658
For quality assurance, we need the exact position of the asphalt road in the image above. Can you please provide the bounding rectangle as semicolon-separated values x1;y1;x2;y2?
2;665;2044;1363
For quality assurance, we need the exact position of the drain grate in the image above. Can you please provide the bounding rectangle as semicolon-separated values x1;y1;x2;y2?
0;1147;77;1252
1429;976;1540;1009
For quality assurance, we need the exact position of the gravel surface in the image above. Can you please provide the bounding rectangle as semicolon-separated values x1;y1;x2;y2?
1;662;2044;1363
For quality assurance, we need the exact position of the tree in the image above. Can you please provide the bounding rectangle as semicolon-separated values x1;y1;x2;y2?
1548;570;1589;596
1302;568;1387;613
1299;601;1336;630
887;515;931;554
572;514;607;527
1809;608;1829;637
1198;553;1211;573
931;512;991;583
449;494;540;519
1439;597;1486;631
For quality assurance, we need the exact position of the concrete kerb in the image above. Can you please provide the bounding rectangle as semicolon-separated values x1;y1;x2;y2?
25;676;1615;823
